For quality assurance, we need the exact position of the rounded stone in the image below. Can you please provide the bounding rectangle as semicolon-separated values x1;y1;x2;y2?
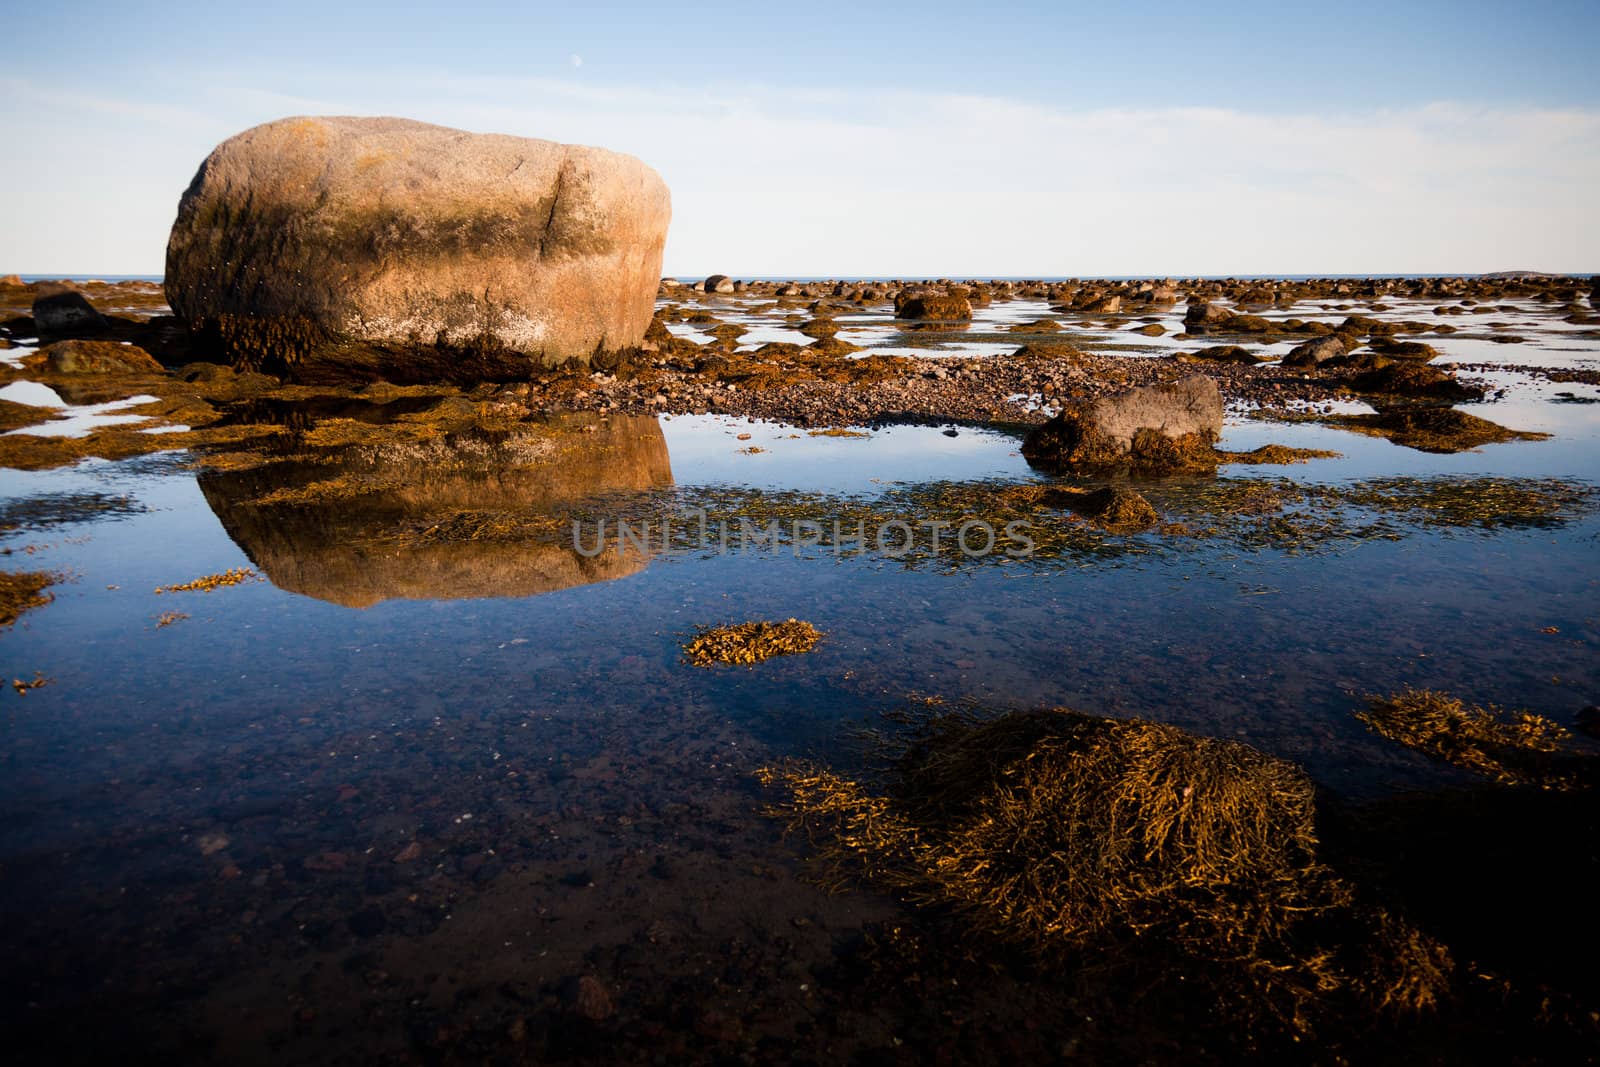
165;116;671;381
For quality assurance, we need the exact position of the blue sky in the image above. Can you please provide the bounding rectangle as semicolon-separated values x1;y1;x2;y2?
4;0;1598;275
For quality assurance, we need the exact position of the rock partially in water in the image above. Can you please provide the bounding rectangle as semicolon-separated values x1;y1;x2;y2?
1022;374;1224;474
701;274;735;294
1347;361;1483;401
41;339;164;375
894;292;972;321
165;116;671;380
32;287;107;338
1187;344;1267;365
1282;334;1348;368
1370;338;1440;361
1183;300;1233;328
1317;407;1547;453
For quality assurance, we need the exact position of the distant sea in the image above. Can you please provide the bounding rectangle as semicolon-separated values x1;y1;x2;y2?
13;272;1591;284
16;274;165;283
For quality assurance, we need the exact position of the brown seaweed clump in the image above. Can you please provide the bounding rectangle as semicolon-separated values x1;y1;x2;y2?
1024;413;1222;475
1318;408;1548;453
1359;688;1587;790
991;483;1160;532
684;618;823;667
154;567;260;594
1216;443;1342;465
759;708;1452;1037
1;570;57;629
1347;361;1483;401
1126;426;1225;474
894;294;973;321
0;399;54;433
1074;485;1159;531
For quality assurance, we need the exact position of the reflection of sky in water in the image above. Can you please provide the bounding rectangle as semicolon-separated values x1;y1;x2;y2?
664;322;714;344
732;324;813;347
2;388;160;437
1;420;1594;799
661;414;1022;492
655;292;1600;364
0;341;39;368
0;380;65;406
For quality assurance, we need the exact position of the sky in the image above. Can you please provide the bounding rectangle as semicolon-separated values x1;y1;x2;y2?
2;0;1598;277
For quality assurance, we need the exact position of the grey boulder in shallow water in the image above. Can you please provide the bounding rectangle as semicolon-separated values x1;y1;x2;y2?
164;116;671;381
1021;375;1224;472
1281;334;1348;368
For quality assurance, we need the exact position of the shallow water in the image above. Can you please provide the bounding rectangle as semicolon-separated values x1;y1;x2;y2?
1;388;161;437
2;289;1599;1062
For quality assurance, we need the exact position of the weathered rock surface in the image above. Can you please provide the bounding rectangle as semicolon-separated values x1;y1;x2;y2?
1022;375;1223;472
1347;361;1483;400
165;116;671;381
894;292;973;321
1369;338;1440;360
702;275;735;294
1183;301;1233;328
1282;334;1348;368
33;288;107;337
41;339;164;374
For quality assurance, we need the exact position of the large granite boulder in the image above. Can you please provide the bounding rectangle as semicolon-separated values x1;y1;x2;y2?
165;116;671;381
1022;375;1224;473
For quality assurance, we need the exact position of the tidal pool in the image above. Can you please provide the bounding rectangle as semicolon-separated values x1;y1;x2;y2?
2;295;1598;1064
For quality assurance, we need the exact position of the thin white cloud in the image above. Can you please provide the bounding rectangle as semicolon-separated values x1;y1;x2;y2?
2;73;1595;275
0;77;219;133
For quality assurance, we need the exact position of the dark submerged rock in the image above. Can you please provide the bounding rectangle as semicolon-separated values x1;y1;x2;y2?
32;288;107;338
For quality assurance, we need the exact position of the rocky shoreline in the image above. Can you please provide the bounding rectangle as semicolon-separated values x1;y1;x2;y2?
4;272;1594;470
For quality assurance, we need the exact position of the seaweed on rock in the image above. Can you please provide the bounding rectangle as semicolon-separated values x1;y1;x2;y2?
758;707;1453;1038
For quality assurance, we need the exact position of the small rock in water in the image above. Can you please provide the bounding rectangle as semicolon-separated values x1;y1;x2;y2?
564;975;614;1021
1576;706;1600;739
196;831;230;856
